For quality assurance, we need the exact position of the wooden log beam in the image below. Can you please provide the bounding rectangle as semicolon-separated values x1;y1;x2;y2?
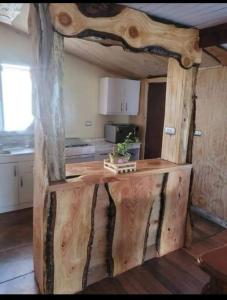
204;46;227;66
199;23;227;48
48;3;202;69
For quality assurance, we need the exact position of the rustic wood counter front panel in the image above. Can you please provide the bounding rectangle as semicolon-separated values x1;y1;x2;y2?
158;169;191;256
108;174;164;276
35;159;191;294
53;184;96;294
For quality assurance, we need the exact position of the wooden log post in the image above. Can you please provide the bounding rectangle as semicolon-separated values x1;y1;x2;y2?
29;3;65;294
161;58;200;248
161;58;199;164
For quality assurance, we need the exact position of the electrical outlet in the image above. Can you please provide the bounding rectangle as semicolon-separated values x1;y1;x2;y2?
194;130;202;136
164;127;176;135
85;121;92;127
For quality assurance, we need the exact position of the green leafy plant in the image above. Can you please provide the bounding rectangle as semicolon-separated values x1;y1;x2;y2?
109;132;138;163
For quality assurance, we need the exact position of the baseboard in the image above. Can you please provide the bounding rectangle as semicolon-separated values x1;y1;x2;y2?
0;202;33;214
191;206;227;229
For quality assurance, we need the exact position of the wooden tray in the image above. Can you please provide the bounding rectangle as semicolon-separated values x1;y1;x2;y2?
104;159;137;174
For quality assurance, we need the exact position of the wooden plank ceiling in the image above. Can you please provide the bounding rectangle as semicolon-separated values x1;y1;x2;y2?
3;3;226;78
122;3;227;29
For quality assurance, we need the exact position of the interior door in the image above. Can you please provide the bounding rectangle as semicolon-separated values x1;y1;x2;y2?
0;163;19;210
144;82;166;159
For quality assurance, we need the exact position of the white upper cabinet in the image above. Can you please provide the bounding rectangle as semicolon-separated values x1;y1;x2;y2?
99;77;140;115
124;79;140;115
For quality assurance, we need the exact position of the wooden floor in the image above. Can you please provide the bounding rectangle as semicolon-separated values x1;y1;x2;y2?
0;208;226;294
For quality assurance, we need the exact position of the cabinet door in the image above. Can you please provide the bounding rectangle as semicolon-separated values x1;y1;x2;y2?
0;163;18;209
18;161;33;205
124;79;140;115
108;78;125;114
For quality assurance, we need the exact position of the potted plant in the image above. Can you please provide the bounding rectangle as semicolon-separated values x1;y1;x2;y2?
109;132;136;164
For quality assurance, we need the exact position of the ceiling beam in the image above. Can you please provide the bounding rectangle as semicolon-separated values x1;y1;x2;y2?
199;23;227;48
48;3;202;69
204;46;227;66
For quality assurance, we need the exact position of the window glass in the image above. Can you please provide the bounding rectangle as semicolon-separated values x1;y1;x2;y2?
1;64;33;132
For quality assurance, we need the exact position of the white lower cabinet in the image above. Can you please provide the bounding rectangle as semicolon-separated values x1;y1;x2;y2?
0;163;18;210
18;161;34;205
0;160;33;213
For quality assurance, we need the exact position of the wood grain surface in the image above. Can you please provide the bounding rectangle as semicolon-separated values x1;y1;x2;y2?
143;174;164;261
161;58;199;164
86;184;109;286
34;159;192;293
192;66;227;220
205;46;227;66
53;184;96;294
49;159;192;192
30;3;66;294
107;174;165;276
158;168;191;256
49;3;202;68
30;3;65;182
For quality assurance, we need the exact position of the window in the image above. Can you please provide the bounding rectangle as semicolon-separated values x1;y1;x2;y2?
0;64;33;132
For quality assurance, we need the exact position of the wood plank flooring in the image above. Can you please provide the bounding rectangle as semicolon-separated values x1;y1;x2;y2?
0;208;225;294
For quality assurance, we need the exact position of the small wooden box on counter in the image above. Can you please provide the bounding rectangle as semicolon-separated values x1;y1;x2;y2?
104;159;136;174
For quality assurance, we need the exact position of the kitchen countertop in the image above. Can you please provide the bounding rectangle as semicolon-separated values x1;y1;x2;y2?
0;138;141;163
0;148;34;163
49;159;192;191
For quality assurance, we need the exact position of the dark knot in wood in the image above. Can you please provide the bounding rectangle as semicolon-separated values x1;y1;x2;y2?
58;12;72;27
128;26;139;38
181;56;192;68
77;3;124;18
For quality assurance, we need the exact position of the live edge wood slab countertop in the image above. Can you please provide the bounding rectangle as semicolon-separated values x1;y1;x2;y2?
36;158;192;294
48;158;192;192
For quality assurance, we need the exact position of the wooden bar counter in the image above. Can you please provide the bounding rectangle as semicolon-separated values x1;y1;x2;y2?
33;159;192;294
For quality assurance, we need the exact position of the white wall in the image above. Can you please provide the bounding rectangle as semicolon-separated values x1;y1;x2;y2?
0;24;129;139
0;25;32;66
63;52;129;138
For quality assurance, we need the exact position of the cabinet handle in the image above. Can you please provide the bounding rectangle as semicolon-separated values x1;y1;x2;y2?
14;166;17;177
121;102;123;112
20;177;23;187
126;102;128;112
